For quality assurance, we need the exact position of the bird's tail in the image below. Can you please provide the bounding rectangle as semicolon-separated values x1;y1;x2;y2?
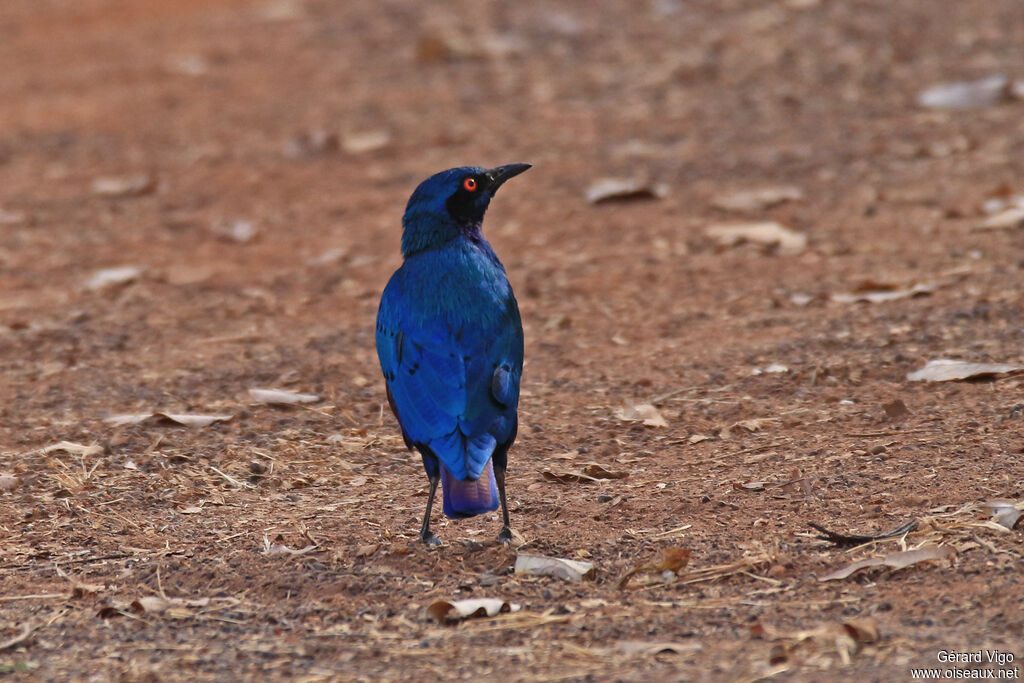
440;459;499;519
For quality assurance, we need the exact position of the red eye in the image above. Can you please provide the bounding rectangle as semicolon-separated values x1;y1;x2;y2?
463;177;477;192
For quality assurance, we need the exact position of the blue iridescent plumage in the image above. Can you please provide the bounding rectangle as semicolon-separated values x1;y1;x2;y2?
376;164;529;545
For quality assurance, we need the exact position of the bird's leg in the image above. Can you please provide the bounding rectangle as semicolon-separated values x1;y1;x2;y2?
420;475;442;547
495;467;512;544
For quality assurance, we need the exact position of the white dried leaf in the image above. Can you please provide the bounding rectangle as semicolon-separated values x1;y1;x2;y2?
819;545;953;581
615;403;668;428
907;359;1022;382
586;178;667;204
425;598;521;623
831;282;937;304
104;413;233;427
91;174;155;198
248;388;320;405
0;473;20;492
515;553;596;582
342;130;391;154
42;441;103;457
614;640;702;656
918;75;1009;110
0;209;27;225
984;501;1022;530
973;207;1024;232
85;266;144;291
712;186;803;212
705;222;806;255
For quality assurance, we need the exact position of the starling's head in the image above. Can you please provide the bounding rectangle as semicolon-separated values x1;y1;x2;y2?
401;163;530;256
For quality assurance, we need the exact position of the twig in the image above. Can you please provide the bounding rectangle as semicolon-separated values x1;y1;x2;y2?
210;465;254;489
808;519;918;547
0;624;35;652
0;593;65;602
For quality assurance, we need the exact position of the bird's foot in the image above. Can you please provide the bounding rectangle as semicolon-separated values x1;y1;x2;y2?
421;531;442;547
497;526;513;544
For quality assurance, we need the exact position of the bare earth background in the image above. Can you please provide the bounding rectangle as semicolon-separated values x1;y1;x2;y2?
1;0;1023;680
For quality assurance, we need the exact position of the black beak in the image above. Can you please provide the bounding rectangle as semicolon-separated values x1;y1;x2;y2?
485;163;531;194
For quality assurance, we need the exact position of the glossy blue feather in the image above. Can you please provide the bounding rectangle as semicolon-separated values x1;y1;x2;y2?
375;165;525;518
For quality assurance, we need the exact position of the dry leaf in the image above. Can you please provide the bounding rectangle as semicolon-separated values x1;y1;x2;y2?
705;222;806;255
883;399;911;420
618;548;692;589
831;281;937;304
616;402;668;427
91;174;155;198
614;640;702;656
85;266;144;291
42;441;103;457
248;388;320;405
712;186;802;212
515;553;596;582
818;545;953;581
973;207;1024;231
984;501;1022;530
342;130;391;154
907;359;1023;382
542;463;628;484
283;130;339;159
425;598;521;624
104;413;233;427
0;474;20;492
585;178;667;204
918;74;1010;110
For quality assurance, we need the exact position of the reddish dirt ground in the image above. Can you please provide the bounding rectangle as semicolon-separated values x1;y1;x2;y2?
2;1;1023;680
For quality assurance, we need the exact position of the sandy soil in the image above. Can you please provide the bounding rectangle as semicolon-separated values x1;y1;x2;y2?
2;0;1023;680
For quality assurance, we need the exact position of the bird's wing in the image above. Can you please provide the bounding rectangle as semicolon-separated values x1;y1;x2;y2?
376;278;522;481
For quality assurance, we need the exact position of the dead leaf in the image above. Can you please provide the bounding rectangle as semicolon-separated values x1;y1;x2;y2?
973;207;1024;231
705;222;806;255
355;543;379;558
0;208;27;225
42;441;103;457
131;595;211;616
618;547;692;589
585;178;668;204
818;545;953;581
614;640;702;656
984;501;1022;530
85;266;144;291
882;399;911;420
91;174;155;198
248;388;320;405
831;281;938;304
0;474;21;492
735;481;765;491
215;219;258;243
712;186;803;212
104;413;233;427
841;618;880;644
515;553;596;582
283;130;339;159
918;74;1010;110
616;402;668;427
907;359;1023;382
342;130;391;154
425;598;521;624
542;463;628;484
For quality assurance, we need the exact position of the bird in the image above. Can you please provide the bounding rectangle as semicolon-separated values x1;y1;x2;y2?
375;163;529;546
